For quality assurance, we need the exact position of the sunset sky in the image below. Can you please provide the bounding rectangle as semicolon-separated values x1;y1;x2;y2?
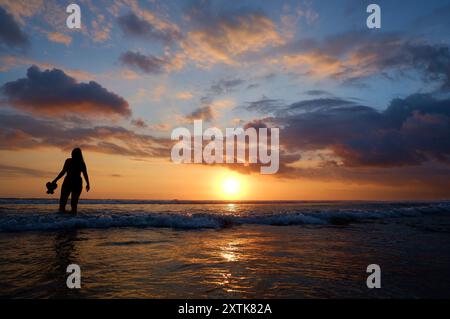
1;0;450;200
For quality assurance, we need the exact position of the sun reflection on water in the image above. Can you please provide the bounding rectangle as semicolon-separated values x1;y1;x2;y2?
226;203;237;213
221;252;237;262
220;240;242;262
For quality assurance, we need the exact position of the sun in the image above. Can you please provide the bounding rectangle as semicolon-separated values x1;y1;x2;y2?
215;172;247;200
222;177;241;198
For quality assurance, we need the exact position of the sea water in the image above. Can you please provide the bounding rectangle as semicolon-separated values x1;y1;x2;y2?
0;199;449;298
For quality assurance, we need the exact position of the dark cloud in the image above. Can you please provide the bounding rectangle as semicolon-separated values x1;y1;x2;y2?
226;92;450;186
210;78;245;95
304;90;332;96
244;97;284;114
275;31;450;90
0;164;51;178
200;96;212;105
193;78;246;120
283;98;357;114
217;150;301;177
0;6;29;51
0;112;172;158
1;66;130;117
131;118;148;129
185;106;214;122
406;44;450;90
243;119;268;130
273;93;450;168
335;35;450;90
246;83;260;90
117;12;181;44
119;51;169;74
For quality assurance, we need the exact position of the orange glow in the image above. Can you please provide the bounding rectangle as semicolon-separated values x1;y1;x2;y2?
215;173;248;200
0;149;442;201
223;178;239;196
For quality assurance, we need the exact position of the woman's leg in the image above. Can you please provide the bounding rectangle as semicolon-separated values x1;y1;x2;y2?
59;182;71;212
70;181;82;214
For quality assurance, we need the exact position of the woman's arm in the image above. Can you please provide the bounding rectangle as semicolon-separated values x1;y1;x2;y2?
82;163;90;192
52;159;69;184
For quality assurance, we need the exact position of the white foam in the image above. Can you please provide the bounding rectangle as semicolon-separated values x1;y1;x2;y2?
0;202;449;232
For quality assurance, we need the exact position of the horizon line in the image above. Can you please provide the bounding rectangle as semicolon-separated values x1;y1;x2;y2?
1;197;449;203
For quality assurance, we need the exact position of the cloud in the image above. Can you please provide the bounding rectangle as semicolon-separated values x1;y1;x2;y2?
210;78;245;95
246;83;260;90
119;51;170;74
184;95;235;123
190;77;244;124
280;2;318;40
46;31;72;46
0;56;93;80
175;91;194;100
185;106;215;122
0;164;51;178
217;92;450;193
131;117;173;132
0;0;43;24
118;12;181;44
0;6;29;50
16;1;69;39
191;78;243;121
244;97;285;114
131;118;148;129
273;31;450;90
181;5;285;66
304;90;332;96
294;163;450;196
246;93;450;171
91;14;113;43
283;98;356;114
0;112;172;158
1;66;131;117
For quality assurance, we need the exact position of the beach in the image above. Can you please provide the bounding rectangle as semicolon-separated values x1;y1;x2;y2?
1;200;450;298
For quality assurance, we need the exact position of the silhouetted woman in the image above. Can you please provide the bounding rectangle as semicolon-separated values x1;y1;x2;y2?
52;148;90;213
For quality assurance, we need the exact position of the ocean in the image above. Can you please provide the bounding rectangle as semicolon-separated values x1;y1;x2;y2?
0;199;449;298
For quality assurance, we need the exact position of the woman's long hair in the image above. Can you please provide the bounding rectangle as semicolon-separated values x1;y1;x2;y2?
71;148;84;170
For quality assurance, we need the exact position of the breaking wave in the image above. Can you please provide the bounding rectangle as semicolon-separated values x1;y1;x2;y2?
0;202;449;232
